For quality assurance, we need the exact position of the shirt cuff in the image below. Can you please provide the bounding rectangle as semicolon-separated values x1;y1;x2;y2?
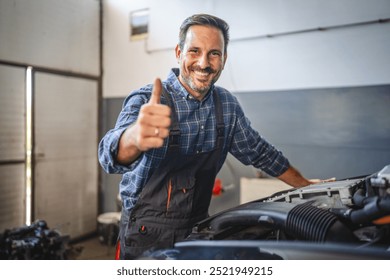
263;154;290;177
107;127;139;173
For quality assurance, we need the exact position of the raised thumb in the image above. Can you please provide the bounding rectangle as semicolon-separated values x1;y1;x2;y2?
149;78;162;104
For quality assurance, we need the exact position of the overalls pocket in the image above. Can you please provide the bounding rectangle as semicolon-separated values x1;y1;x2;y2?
124;221;174;259
166;171;196;217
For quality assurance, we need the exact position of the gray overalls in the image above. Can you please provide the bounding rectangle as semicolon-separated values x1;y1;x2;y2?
118;87;224;259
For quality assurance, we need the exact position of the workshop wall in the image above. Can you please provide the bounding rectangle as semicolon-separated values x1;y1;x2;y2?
0;0;100;75
0;0;100;237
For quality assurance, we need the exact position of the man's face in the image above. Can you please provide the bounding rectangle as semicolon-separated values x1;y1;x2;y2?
175;25;227;100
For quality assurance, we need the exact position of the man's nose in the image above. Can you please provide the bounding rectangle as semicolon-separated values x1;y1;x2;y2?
198;54;210;68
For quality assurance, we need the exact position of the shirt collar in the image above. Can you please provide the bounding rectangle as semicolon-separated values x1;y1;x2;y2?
167;68;214;102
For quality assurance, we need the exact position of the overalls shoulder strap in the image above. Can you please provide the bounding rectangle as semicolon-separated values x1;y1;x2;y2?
212;88;225;147
161;86;225;149
161;86;180;149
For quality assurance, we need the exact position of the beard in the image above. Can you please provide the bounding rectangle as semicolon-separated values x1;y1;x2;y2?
181;66;219;96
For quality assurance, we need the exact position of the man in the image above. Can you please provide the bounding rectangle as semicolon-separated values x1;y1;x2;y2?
99;14;327;259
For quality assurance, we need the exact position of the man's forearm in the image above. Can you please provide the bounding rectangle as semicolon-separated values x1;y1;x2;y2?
116;125;142;165
277;165;311;188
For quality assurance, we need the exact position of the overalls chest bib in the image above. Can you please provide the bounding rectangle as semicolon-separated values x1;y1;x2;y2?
121;88;224;259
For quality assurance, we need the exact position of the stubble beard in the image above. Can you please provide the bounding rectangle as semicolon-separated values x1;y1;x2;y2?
182;75;211;96
181;67;219;97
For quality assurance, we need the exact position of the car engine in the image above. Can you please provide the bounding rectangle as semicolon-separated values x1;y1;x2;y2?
144;165;390;259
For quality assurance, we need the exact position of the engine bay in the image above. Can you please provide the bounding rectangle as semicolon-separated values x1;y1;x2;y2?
144;165;390;259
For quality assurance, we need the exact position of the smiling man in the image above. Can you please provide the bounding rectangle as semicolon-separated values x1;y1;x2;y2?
98;14;323;260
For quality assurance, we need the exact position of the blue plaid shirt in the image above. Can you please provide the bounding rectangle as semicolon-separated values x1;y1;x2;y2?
98;68;290;210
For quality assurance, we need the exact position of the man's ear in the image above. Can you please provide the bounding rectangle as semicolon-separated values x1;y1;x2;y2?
222;52;228;69
175;44;181;61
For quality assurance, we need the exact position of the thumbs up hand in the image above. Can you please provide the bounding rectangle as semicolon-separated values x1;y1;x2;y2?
133;78;171;151
116;78;171;165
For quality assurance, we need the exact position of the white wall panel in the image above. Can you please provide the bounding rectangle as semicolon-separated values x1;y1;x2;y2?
223;22;390;92
103;0;177;97
0;0;99;75
216;0;390;40
147;0;213;52
103;0;390;97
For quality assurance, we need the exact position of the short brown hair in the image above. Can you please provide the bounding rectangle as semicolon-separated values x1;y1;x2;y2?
178;14;230;53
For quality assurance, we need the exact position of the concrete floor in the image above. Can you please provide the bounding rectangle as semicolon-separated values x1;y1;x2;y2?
71;236;117;260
